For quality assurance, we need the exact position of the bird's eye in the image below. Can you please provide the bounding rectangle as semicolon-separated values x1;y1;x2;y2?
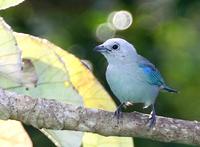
112;44;119;50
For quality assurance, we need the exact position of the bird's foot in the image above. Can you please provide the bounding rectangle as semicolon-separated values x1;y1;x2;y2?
113;103;124;123
148;110;156;128
114;108;123;120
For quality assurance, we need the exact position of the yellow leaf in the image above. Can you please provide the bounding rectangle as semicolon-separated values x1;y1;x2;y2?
0;24;133;146
0;120;32;147
0;0;25;10
0;17;34;147
13;32;84;147
0;17;37;89
14;32;134;147
53;44;116;110
0;17;23;82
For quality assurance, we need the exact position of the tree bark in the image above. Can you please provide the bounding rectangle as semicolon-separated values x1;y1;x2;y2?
0;88;199;145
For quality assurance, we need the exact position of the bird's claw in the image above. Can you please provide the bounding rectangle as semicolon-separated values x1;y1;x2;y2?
114;109;123;120
148;110;156;128
113;103;124;123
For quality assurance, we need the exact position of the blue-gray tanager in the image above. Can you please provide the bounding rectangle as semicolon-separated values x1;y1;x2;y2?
95;38;177;127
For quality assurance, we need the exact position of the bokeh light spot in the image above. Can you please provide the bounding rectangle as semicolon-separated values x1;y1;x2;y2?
111;10;133;30
96;23;116;42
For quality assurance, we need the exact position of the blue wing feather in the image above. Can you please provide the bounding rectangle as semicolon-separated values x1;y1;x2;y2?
137;55;165;86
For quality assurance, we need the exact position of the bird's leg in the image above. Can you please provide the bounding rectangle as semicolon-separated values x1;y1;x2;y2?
148;104;156;128
114;103;125;121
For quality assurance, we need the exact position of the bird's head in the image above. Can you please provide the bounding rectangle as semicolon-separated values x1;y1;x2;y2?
94;38;137;64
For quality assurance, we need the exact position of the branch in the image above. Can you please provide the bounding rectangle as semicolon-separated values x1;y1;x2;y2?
0;89;199;145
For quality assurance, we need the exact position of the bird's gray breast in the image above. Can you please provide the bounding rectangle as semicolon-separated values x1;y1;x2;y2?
106;64;159;106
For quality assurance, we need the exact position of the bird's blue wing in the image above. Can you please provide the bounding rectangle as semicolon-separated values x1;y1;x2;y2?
137;55;165;86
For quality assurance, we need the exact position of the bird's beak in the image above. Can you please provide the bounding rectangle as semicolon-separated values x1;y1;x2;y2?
94;45;107;52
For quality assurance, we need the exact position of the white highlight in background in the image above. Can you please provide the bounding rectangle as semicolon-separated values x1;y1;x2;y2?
96;23;116;42
109;10;133;30
95;10;132;42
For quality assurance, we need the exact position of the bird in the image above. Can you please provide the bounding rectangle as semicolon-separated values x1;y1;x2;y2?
94;38;177;127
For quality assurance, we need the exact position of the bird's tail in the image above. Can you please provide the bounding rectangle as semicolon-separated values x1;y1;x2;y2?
163;86;178;93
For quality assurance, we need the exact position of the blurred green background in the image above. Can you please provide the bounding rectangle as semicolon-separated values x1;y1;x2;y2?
1;0;200;146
